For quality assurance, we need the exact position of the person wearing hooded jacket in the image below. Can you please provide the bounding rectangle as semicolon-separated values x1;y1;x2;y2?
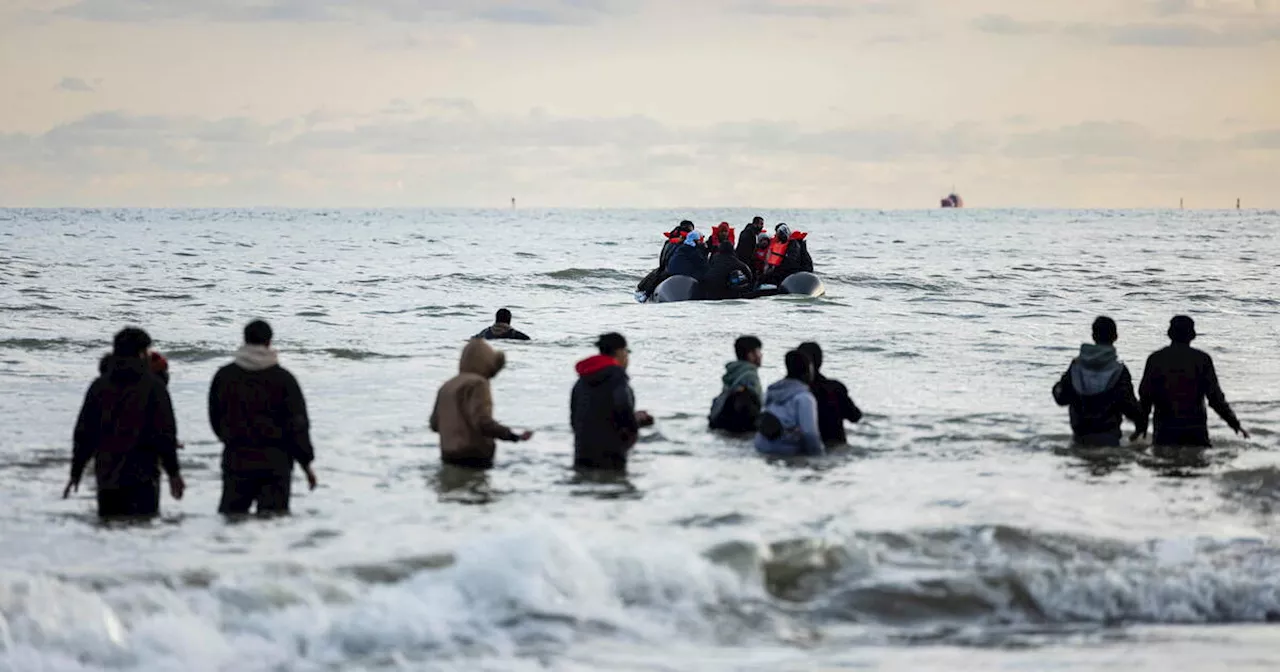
65;327;185;518
736;217;765;267
796;342;863;446
760;223;814;285
431;338;533;470
637;220;696;299
709;336;763;433
208;320;317;515
754;350;823;457
1135;315;1248;447
571;333;654;472
474;308;531;341
1052;317;1146;447
664;230;711;281
701;242;755;299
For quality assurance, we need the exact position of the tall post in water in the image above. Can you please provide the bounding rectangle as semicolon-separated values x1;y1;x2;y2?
1237;198;1241;210
511;197;516;210
1180;198;1184;209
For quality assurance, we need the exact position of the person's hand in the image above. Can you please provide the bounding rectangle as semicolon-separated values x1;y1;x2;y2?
303;465;318;491
636;411;655;427
62;478;79;499
518;430;534;441
1235;426;1251;440
169;475;185;500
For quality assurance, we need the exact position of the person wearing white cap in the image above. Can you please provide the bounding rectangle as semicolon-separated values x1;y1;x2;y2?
663;229;711;281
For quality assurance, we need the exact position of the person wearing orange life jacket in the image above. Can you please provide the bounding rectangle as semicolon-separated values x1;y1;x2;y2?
760;223;814;286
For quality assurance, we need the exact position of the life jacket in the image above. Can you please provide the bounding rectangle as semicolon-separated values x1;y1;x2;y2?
709;223;735;249
765;231;807;269
752;247;769;274
663;229;689;245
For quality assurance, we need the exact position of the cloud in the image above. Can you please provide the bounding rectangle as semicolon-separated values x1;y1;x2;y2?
1;104;1273;207
54;0;637;25
54;76;96;93
973;12;1280;46
734;0;904;18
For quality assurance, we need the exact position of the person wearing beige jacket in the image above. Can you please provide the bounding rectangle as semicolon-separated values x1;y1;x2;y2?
430;339;533;470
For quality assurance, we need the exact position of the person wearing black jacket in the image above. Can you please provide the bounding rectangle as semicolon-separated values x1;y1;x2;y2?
796;342;863;445
474;308;531;341
736;217;765;267
570;333;653;472
1135;315;1249;447
1051;317;1146;447
701;242;754;299
65;327;185;518
208;320;317;515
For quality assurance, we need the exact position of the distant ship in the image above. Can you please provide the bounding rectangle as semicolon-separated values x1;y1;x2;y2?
940;192;964;208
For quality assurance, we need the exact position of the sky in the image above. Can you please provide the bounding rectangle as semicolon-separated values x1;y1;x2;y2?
1;0;1278;208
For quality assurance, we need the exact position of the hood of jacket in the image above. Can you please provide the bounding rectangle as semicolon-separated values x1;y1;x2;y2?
766;378;811;405
460;338;505;378
1070;343;1123;396
576;355;625;387
98;354;148;383
234;344;280;372
723;360;759;389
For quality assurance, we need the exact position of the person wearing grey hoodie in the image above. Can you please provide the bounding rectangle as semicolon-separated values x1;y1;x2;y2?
754;350;823;457
709;336;764;433
208;320;317;515
1052;316;1146;447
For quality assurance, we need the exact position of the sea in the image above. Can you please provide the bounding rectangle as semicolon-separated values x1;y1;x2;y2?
0;207;1278;671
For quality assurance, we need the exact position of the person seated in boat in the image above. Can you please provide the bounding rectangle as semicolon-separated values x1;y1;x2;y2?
474;308;531;341
637;220;695;299
736;217;765;267
708;222;735;257
759;223;813;286
701;242;754;299
664;230;710;281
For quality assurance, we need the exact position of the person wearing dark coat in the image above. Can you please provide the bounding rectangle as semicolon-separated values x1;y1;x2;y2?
570;333;653;472
760;224;814;286
796;342;863;446
637;220;696;299
664;230;711;281
1051;317;1146;447
474;308;531;341
736;216;765;267
1135;315;1249;447
701;242;754;299
65;327;185;518
209;320;318;515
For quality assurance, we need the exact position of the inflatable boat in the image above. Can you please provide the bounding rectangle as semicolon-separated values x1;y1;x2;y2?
646;272;826;303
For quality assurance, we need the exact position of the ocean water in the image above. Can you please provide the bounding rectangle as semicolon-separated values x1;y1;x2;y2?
0;207;1278;671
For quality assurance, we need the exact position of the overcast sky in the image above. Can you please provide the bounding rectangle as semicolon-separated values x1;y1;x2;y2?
1;0;1277;207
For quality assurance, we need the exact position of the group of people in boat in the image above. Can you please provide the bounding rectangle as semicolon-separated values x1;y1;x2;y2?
636;217;815;300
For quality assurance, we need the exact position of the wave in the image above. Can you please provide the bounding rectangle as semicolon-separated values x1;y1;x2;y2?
541;268;638;282
0;337;102;353
6;522;1280;670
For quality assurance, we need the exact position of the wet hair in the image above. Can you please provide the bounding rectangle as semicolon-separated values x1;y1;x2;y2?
678;220;694;232
244;320;273;346
797;341;823;371
112;327;152;357
785;350;812;380
734;336;762;361
596;332;628;356
496;308;512;324
1091;316;1118;345
1169;315;1196;343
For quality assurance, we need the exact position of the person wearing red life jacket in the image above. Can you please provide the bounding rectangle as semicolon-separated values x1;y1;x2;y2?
708;222;735;257
760;223;814;286
637;220;696;299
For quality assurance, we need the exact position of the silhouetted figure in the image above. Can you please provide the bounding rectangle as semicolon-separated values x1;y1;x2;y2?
1136;316;1248;447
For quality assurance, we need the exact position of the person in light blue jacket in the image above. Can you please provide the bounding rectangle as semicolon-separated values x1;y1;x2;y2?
754;350;824;457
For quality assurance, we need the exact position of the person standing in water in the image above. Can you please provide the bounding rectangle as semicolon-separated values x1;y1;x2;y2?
65;327;184;519
796;342;863;446
474;308;531;341
1135;315;1248;447
754;350;823;457
708;336;764;433
1051;317;1145;447
571;333;654;472
208;320;317;516
431;338;533;470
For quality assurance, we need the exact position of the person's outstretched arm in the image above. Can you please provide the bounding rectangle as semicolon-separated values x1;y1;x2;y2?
1204;356;1244;435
